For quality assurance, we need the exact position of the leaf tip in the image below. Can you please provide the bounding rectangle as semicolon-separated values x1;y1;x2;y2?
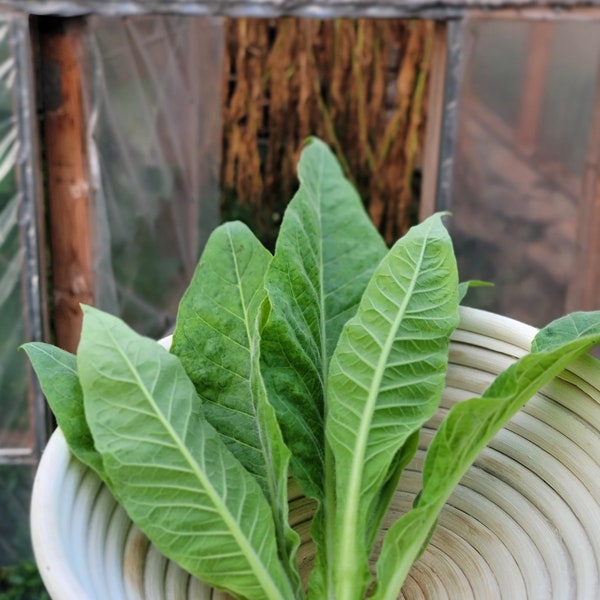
80;303;95;315
19;342;40;359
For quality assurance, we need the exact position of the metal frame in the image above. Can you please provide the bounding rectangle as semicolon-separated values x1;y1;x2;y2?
2;0;600;18
0;15;48;465
14;17;51;463
435;18;464;213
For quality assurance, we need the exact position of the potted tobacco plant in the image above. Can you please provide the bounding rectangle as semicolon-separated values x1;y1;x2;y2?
26;139;600;599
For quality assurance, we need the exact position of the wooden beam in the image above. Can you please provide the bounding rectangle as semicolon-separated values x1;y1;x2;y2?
5;0;600;20
420;21;448;220
38;18;94;353
566;53;600;312
515;21;552;155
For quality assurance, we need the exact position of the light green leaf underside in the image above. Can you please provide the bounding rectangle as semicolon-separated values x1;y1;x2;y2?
77;306;294;600
21;342;107;482
261;137;388;500
373;312;600;600
326;213;459;600
171;221;301;595
532;310;600;353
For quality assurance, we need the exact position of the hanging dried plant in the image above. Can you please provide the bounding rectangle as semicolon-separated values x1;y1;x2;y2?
221;17;434;247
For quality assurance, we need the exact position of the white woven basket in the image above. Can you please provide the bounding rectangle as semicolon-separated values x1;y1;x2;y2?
31;306;600;599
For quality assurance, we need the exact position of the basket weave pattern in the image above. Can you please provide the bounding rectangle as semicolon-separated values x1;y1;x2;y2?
31;307;600;599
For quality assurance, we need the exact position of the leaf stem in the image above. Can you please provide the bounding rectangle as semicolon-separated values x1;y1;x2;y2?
335;224;432;600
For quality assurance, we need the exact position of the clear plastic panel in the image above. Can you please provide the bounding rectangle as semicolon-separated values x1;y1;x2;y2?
86;15;223;337
449;17;600;327
0;18;33;453
0;14;45;578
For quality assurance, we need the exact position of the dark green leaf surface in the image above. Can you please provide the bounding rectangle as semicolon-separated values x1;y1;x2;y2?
171;222;273;480
77;306;295;600
326;214;459;600
171;222;301;594
261;138;387;501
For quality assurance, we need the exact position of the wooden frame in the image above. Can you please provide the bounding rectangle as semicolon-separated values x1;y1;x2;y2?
4;0;600;19
27;6;600;358
568;54;600;311
8;1;600;463
38;18;95;355
419;21;447;220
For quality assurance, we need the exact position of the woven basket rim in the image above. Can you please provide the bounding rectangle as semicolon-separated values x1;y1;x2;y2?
30;306;600;599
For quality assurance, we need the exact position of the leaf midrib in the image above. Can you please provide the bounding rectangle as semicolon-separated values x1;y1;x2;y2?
310;149;339;599
227;227;279;508
338;222;434;589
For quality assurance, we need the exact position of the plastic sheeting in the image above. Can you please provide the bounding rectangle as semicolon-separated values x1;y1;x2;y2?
0;12;222;565
86;15;223;338
0;0;469;19
0;13;45;567
0;17;36;456
449;17;600;326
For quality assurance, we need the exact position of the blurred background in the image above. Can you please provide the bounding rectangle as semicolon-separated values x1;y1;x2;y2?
2;4;600;597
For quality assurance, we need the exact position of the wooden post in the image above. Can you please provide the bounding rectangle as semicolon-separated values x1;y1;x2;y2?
420;22;448;220
38;18;94;353
567;52;600;312
515;21;552;155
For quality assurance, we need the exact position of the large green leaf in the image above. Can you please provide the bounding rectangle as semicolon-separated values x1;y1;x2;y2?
171;222;272;481
261;138;387;501
77;306;295;600
326;214;459;600
170;222;301;595
21;343;107;482
372;311;600;600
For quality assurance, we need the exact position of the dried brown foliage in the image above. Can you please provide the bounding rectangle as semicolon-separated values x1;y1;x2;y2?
221;18;434;247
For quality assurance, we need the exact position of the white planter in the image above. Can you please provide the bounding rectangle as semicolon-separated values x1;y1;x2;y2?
30;306;600;599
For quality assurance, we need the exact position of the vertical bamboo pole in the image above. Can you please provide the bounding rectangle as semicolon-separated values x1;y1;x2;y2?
38;18;94;353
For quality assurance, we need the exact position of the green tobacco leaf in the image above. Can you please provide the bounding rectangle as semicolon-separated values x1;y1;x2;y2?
170;222;272;484
373;312;600;600
77;306;295;600
532;310;600;353
326;214;459;600
21;343;107;482
171;222;301;595
261;137;387;500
